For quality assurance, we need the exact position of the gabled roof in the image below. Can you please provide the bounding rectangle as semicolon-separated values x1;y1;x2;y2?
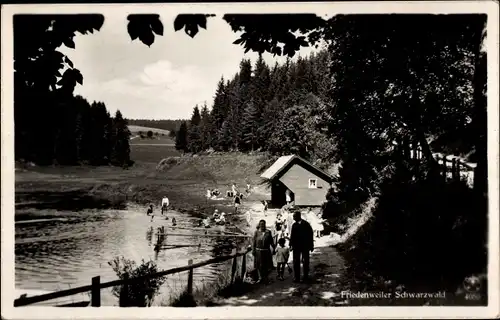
260;155;334;182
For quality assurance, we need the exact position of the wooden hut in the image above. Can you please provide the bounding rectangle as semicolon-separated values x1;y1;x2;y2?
260;155;334;208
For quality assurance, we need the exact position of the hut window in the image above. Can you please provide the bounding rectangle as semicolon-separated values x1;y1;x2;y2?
308;179;317;189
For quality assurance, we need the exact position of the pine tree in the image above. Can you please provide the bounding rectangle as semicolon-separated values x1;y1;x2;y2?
110;110;131;167
253;54;272;147
187;126;202;153
186;105;202;152
211;77;227;131
259;98;283;151
200;103;213;150
88;101;113;164
190;105;201;126
217;120;232;151
175;121;188;151
295;56;310;93
241;101;260;151
239;59;253;87
226;78;243;150
74;96;92;163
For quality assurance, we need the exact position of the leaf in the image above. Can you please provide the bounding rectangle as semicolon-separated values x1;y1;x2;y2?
185;24;199;38
197;15;207;30
63;38;75;49
173;15;186;31
64;56;73;68
139;30;155;47
127;21;139;41
233;38;244;45
151;17;164;36
74;69;83;85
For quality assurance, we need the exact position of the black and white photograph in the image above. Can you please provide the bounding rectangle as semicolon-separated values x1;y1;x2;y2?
1;2;499;319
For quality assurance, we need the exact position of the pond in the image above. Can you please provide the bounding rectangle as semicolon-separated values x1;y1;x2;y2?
15;204;249;306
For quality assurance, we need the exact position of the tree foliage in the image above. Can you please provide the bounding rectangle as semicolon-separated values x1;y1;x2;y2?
175;121;188;151
321;14;487;290
14;14;131;166
177;50;335;162
111;110;132;167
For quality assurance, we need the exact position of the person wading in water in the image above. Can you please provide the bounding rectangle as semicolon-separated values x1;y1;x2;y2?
234;194;241;214
147;204;153;216
161;196;169;216
147;204;155;222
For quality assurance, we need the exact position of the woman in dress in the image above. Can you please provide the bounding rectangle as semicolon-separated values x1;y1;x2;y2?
252;219;276;284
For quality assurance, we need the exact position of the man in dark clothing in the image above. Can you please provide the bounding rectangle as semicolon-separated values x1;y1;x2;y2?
289;210;314;283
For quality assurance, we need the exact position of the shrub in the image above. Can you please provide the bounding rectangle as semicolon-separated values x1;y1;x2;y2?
108;256;167;307
147;131;153;138
342;175;487;292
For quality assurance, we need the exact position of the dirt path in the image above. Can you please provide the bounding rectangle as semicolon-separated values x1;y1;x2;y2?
214;238;350;306
213;201;351;306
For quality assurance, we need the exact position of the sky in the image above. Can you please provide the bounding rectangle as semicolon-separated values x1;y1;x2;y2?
59;12;324;120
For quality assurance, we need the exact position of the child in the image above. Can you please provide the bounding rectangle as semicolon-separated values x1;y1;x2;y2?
275;238;290;281
262;200;268;216
234;195;241;213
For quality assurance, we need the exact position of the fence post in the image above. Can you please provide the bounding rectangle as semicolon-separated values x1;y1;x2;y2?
442;156;447;181
91;276;101;307
119;274;129;307
451;158;457;181
240;252;247;281
187;259;194;296
230;248;238;285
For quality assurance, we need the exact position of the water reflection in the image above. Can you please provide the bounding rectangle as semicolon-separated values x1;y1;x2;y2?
15;205;250;306
146;227;153;247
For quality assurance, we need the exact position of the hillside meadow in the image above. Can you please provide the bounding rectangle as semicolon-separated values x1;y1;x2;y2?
15;145;272;221
128;125;171;136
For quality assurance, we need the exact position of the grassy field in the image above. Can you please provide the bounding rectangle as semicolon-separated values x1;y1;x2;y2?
130;135;175;145
15;145;271;221
128;125;171;136
130;144;180;162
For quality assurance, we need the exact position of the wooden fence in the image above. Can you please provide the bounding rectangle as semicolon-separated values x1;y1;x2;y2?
396;138;475;186
14;247;251;307
434;154;475;183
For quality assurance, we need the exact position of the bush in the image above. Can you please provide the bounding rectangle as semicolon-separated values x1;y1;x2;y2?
108;256;167;307
147;131;153;138
170;291;197;307
342;175;487;292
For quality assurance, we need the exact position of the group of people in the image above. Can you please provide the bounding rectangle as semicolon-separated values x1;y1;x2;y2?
212;209;227;225
251;210;315;284
206;188;222;199
146;196;170;221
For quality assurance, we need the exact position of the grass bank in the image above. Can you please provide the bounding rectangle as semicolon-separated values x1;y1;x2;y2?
15;149;271;221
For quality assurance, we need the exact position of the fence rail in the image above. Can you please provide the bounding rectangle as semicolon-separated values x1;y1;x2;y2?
14;247;251;307
395;138;476;187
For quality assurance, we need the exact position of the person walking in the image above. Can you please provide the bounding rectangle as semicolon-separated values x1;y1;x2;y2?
274;213;285;246
285;189;292;205
275;238;290;281
252;219;276;284
289;210;314;283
